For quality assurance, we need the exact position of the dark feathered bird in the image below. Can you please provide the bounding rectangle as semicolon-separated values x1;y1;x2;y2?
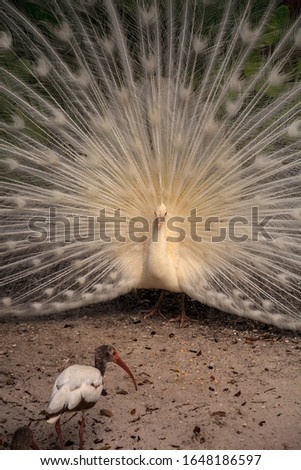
10;427;39;450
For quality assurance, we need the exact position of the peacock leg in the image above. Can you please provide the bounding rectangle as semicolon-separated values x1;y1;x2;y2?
169;294;197;327
142;290;166;319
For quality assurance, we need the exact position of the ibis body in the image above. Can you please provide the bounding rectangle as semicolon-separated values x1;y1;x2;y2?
46;345;137;449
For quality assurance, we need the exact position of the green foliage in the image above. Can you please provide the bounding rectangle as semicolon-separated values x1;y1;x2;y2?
261;5;290;46
10;0;57;24
243;52;263;77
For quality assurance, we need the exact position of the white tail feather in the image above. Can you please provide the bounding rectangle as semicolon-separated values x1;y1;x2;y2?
0;0;300;330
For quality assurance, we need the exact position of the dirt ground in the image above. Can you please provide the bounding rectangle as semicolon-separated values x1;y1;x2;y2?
1;290;300;450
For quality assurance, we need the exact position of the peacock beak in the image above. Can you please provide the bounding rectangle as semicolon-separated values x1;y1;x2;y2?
113;352;138;391
157;216;165;227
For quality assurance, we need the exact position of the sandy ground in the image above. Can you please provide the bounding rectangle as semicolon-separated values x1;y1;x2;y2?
1;290;300;450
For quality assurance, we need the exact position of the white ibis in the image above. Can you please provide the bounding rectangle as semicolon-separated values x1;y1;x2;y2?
10;427;40;449
46;345;137;449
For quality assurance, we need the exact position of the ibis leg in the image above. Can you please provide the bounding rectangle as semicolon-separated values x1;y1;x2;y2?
55;419;65;449
79;412;86;449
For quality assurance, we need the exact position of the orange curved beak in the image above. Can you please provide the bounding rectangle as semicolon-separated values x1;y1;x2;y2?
113;352;138;391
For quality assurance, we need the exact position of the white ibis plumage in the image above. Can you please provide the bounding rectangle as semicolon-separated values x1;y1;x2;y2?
10;427;40;449
46;345;137;449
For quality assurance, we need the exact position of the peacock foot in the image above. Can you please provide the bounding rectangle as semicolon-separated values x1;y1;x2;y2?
142;307;166;320
169;312;198;328
168;294;198;327
141;290;166;320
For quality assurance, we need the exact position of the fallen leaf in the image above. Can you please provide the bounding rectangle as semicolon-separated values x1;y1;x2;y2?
193;425;201;434
142;378;153;384
145;406;159;413
99;409;113;418
65;440;74;447
93;438;104;444
211;411;226;417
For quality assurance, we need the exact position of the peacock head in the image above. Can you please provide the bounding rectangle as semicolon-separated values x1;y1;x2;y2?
154;203;167;226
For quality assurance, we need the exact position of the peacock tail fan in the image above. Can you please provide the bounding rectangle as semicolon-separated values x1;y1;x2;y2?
0;0;300;329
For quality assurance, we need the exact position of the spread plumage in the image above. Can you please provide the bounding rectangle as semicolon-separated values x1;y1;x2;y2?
0;0;300;330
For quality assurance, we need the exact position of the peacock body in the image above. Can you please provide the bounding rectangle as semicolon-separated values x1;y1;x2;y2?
1;0;300;330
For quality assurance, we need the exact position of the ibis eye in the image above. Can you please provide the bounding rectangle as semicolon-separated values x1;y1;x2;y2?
164;212;167;216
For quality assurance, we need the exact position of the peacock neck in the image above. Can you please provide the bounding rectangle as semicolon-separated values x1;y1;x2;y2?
152;218;167;246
